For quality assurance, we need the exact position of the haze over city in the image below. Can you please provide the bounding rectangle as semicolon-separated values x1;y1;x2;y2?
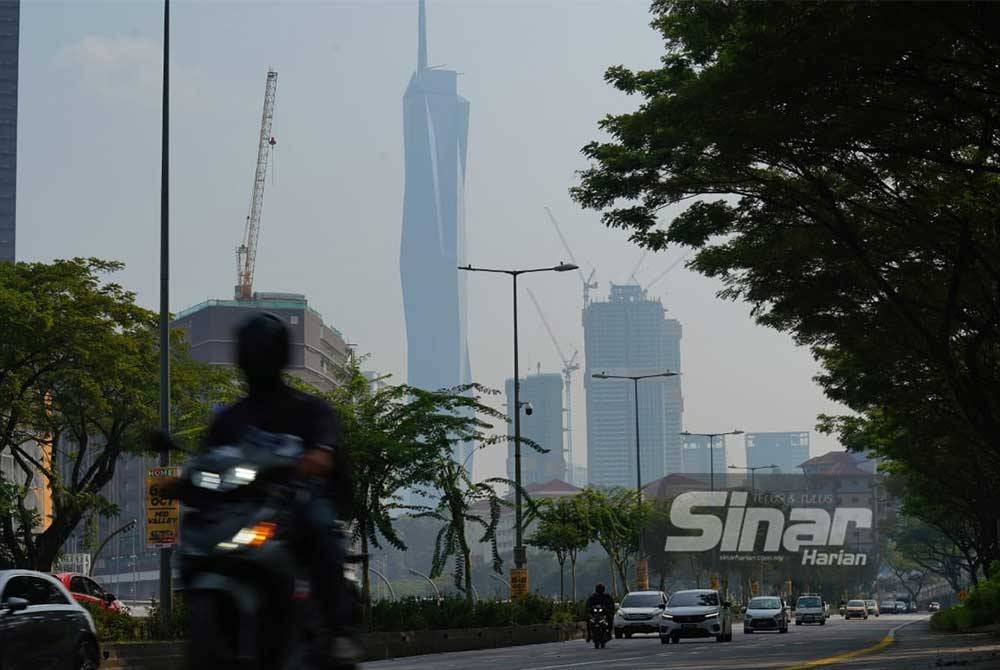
17;0;846;479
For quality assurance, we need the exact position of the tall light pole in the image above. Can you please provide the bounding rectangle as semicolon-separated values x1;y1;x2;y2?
459;262;577;597
593;370;678;591
727;464;777;499
681;430;743;492
158;0;172;627
683;429;742;595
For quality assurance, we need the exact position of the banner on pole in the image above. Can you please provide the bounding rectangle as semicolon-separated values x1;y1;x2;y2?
146;467;180;549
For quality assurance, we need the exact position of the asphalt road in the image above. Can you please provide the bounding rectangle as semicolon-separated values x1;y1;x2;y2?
364;613;931;670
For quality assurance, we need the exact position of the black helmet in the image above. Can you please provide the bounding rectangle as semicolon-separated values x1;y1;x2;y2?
236;312;290;389
595;583;606;595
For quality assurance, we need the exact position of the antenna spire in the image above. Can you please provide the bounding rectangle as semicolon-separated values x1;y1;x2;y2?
418;0;428;71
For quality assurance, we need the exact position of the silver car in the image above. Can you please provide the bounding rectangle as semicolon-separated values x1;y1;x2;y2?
613;590;667;638
659;589;733;644
743;596;789;633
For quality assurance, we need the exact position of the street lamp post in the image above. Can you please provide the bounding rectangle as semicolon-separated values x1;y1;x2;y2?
593;370;679;590
727;464;778;499
459;262;577;597
89;519;138;576
681;430;744;492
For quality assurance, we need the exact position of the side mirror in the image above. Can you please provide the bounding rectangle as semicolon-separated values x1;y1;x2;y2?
2;597;29;613
103;593;116;605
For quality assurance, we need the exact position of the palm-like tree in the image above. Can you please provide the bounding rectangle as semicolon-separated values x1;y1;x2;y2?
417;457;514;604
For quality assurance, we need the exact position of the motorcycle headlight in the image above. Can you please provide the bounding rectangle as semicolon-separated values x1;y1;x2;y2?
223;465;257;486
192;470;221;490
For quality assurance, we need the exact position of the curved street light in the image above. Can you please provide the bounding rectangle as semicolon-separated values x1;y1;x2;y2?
89;519;137;576
407;567;441;599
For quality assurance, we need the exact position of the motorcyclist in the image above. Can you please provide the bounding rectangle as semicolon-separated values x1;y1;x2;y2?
585;583;615;642
200;312;356;661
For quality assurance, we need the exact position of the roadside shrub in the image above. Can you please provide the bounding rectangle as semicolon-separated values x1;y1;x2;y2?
369;595;585;632
145;594;189;640
80;601;146;642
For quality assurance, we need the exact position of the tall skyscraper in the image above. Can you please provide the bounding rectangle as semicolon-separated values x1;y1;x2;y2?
505;373;565;486
584;283;683;489
0;0;17;263
399;0;472;465
745;431;810;473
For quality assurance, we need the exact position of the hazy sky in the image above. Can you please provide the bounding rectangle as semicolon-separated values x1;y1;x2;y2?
18;0;848;481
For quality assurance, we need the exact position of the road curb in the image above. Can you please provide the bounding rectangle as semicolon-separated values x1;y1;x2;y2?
782;616;928;670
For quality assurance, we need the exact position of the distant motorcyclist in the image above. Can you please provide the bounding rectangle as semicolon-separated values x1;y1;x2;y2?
585;583;615;642
201;312;356;660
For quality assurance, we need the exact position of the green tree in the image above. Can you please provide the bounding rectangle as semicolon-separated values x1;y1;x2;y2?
893;514;973;594
572;1;1000;567
0;258;232;570
417;457;512;606
528;497;590;601
325;358;514;614
578;488;648;597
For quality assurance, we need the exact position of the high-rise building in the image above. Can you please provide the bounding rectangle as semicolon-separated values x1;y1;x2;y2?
505;373;564;486
745;431;810;473
172;292;351;392
400;0;472;467
0;0;17;263
681;433;727;478
584;283;683;489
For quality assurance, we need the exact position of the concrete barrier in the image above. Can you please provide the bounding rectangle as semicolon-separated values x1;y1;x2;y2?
101;622;587;669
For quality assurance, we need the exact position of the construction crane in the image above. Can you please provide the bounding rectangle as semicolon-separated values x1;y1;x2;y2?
235;69;278;301
644;249;693;293
526;288;580;479
544;207;598;306
628;250;649;285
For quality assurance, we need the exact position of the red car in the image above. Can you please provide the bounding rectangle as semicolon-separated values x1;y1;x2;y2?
50;572;126;613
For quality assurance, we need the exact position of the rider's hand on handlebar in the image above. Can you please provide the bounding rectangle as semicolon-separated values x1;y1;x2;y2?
296;448;334;478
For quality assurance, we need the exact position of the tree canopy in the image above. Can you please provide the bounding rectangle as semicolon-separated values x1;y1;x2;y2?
0;259;233;569
573;1;1000;570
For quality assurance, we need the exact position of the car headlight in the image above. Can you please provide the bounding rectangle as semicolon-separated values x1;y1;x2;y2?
661;613;673;620
704;611;719;619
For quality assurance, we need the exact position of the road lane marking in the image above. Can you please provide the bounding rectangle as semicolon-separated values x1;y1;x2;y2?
782;617;928;669
524;654;650;670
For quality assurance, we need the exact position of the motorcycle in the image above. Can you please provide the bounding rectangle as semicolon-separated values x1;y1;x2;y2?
588;605;610;649
170;429;352;670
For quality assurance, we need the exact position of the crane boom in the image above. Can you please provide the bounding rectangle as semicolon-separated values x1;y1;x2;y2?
236;69;278;300
645;249;692;292
544;206;598;304
526;288;572;367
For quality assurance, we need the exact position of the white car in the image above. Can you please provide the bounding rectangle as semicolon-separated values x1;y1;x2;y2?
744;596;789;633
613;590;667;638
659;589;734;644
795;594;827;625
